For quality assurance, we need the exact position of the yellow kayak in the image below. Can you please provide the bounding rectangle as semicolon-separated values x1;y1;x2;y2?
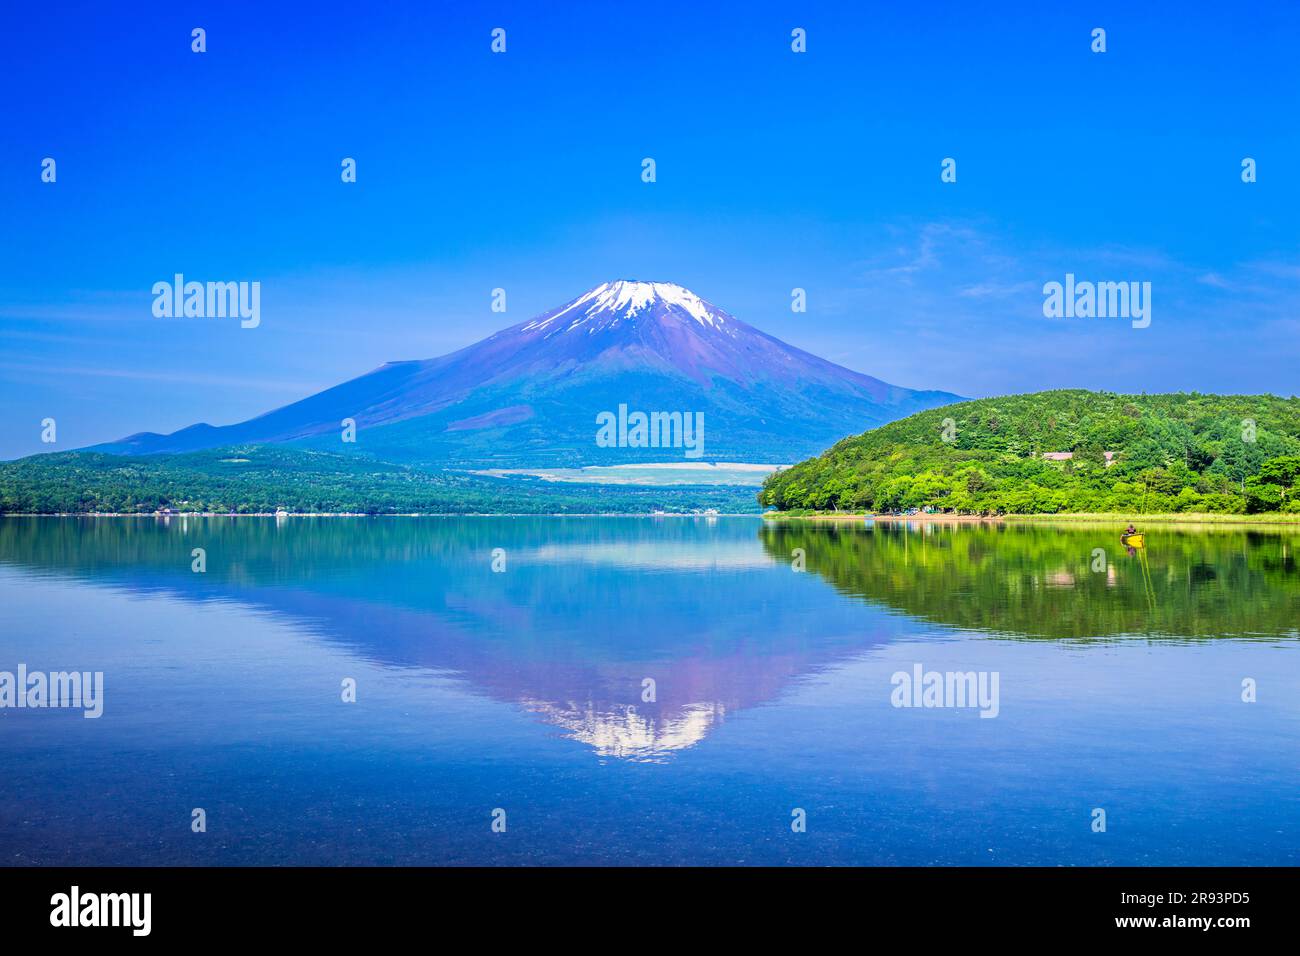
1121;533;1145;548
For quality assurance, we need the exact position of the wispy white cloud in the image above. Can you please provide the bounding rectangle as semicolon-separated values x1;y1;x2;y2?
957;280;1038;299
824;221;1300;398
1243;260;1300;282
0;361;316;394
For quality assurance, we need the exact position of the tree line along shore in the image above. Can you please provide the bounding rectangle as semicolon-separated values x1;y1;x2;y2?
760;391;1300;518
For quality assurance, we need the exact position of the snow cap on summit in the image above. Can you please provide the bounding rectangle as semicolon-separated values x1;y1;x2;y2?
522;280;727;333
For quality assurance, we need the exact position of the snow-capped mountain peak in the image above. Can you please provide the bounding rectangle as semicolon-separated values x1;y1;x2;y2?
97;279;963;467
522;280;727;334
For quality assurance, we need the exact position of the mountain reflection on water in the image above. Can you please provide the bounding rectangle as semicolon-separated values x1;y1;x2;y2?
0;516;1295;763
0;517;891;761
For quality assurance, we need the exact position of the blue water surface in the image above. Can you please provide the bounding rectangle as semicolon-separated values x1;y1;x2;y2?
0;516;1295;865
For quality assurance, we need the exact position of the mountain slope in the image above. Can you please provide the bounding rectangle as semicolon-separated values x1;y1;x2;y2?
94;281;960;467
760;390;1300;514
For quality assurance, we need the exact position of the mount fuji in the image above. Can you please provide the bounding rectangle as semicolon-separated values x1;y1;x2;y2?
95;281;961;467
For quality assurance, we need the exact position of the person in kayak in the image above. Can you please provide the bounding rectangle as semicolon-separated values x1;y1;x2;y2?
1124;523;1138;536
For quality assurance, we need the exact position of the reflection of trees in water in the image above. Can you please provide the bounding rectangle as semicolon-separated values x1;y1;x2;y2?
760;521;1300;641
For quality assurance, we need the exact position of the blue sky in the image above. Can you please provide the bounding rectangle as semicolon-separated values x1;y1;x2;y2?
2;0;1298;458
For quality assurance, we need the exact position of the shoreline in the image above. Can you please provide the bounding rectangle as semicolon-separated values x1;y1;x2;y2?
0;512;767;519
3;511;1299;525
761;511;1300;526
764;513;999;524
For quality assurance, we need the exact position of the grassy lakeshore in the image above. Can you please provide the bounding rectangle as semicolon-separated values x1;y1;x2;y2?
764;510;1300;526
1010;511;1300;526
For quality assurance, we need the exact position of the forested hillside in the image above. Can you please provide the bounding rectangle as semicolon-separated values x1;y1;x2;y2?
0;446;757;515
760;391;1300;514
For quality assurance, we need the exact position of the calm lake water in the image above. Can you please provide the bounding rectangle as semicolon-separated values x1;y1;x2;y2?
1;516;1296;866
